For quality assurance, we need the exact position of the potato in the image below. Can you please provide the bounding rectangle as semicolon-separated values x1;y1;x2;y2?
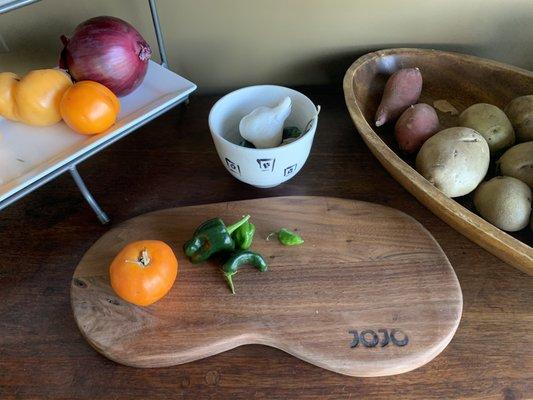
459;103;515;153
505;95;533;142
416;127;490;197
375;68;422;127
395;103;439;153
473;176;531;232
497;142;533;188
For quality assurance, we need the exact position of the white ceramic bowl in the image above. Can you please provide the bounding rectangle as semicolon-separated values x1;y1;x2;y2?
209;85;319;188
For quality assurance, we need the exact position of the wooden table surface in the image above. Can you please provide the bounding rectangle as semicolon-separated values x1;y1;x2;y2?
0;87;531;400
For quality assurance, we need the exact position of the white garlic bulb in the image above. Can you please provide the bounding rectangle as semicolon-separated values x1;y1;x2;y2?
239;97;292;149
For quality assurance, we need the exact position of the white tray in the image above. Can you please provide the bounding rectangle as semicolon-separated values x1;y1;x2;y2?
0;61;196;205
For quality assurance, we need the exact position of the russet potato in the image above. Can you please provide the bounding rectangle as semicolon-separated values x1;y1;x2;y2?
416;127;489;197
505;95;533;143
497;142;533;188
474;176;532;232
459;103;515;154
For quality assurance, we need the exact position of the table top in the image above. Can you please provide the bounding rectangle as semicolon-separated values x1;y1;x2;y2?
0;87;531;399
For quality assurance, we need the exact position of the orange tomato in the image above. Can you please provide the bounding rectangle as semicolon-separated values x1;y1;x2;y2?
109;240;178;306
60;81;120;135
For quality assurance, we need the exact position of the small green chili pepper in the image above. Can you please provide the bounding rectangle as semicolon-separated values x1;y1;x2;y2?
232;220;256;250
276;228;304;246
282;126;302;140
239;139;256;148
281;127;303;146
183;215;250;263
221;250;268;294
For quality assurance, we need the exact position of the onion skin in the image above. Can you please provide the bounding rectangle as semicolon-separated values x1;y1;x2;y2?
60;16;151;97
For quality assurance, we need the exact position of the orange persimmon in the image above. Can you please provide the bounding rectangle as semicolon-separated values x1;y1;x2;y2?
109;240;178;306
60;80;120;135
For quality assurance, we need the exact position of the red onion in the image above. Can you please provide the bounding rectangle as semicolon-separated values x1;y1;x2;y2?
60;16;152;97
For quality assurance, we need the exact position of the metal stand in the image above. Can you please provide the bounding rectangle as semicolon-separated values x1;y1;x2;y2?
0;0;174;224
69;167;110;224
67;0;170;223
148;0;168;68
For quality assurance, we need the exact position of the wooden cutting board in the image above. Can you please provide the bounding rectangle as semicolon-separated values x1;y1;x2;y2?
71;196;462;377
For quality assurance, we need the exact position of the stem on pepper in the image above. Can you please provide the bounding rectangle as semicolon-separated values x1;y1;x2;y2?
226;215;251;235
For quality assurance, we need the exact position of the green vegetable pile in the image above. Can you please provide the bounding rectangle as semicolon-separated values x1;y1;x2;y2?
183;215;304;294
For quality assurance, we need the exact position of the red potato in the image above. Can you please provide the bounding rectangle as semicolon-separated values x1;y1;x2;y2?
375;67;423;127
395;103;440;153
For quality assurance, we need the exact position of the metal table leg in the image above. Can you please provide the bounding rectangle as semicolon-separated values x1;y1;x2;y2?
69;166;110;224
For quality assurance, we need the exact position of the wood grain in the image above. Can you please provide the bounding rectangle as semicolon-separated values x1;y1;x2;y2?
1;87;531;399
71;196;462;376
343;48;533;275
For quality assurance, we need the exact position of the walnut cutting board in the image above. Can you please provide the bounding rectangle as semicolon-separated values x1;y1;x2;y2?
71;196;462;377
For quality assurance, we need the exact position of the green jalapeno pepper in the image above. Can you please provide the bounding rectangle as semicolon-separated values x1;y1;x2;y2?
267;228;304;246
278;228;304;246
232;220;256;250
221;250;268;294
183;215;250;264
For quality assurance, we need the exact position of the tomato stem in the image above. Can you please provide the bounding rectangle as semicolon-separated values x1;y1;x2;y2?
125;248;151;268
138;249;151;267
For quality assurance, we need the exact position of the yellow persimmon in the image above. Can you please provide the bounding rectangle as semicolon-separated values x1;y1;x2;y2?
0;69;72;126
0;72;20;121
13;69;72;126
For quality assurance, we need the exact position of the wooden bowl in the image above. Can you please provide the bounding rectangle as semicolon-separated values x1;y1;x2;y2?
343;48;532;275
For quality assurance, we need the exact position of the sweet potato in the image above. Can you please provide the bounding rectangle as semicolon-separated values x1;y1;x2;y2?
375;67;423;127
394;103;439;153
